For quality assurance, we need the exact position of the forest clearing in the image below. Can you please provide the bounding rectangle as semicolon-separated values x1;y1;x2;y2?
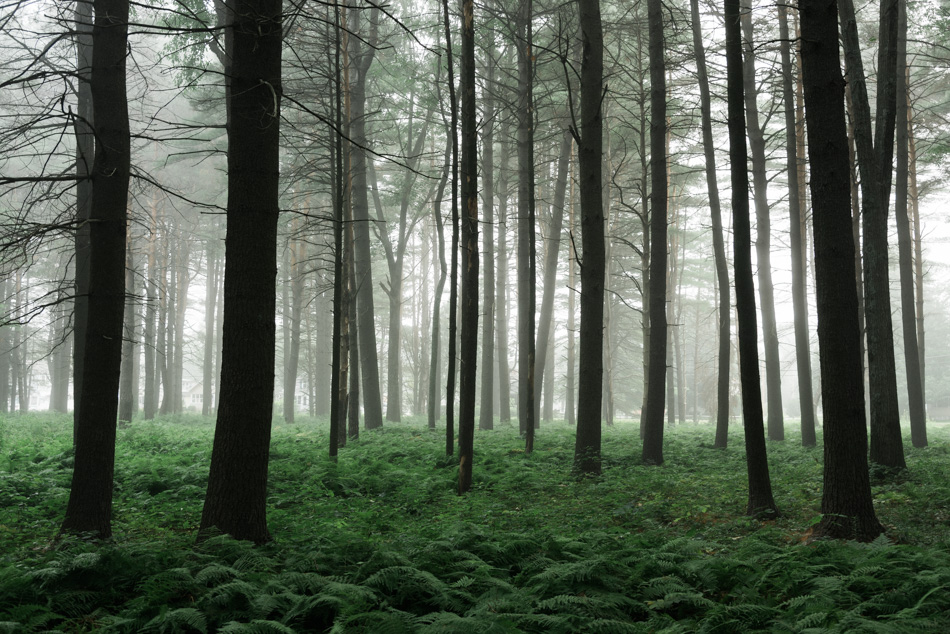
2;414;949;632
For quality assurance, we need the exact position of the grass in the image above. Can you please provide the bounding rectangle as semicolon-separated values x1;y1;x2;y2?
1;412;949;632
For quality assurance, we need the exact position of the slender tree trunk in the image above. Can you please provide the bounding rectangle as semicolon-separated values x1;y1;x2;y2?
740;6;784;440
840;0;906;469
910;110;926;417
458;0;479;493
0;279;9;413
61;0;130;538
726;0;778;517
330;3;346;456
202;240;218;416
495;129;512;422
894;4;927;448
565;148;576;426
799;0;883;541
441;0;459;456
641;0;668;466
427;137;450;430
573;0;604;475
535;131;570;426
143;200;159;420
283;232;305;423
479;31;496;431
118;236;135;424
777;4;816;447
689;0;730;447
199;0;282;545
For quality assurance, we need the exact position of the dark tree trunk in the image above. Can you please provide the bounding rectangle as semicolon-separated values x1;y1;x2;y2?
143;202;158;420
428;135;451;431
535;131;570;425
516;0;536;450
573;0;604;475
441;0;459;457
726;0;778;518
458;0;478;493
61;0;130;538
199;0;282;545
283;233;304;423
894;4;927;448
118;238;135;424
839;0;906;470
778;4;816;447
910;116;927;422
641;0;667;466
478;26;496;432
740;6;784;440
330;6;346;455
495;129;512;422
347;4;383;431
347;218;361;440
73;0;94;442
202;240;218;416
799;0;883;541
565;157;576;427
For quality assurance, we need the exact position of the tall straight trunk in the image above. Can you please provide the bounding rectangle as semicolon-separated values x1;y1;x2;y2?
565;148;576;426
637;28;651;439
200;0;282;545
330;3;346;455
495;128;512;422
799;0;882;541
516;0;536;450
428;128;451;430
534;130;570;425
441;0;459;456
726;0;778;517
740;6;784;440
172;238;191;413
910;112;926;416
458;0;479;493
845;87;870;419
347;4;383;431
158;242;172;415
574;0;604;475
641;0;667;466
0;279;9;413
118;236;135;424
690;0;730;447
202;240;218;416
347;218;361;438
479;31;496;431
49;267;71;413
143;200;159;420
543;326;554;421
894;5;927;448
73;0;94;441
283;232;305;423
839;0;906;469
61;0;130;538
777;4;816;446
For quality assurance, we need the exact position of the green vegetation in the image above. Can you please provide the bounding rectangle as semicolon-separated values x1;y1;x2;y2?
2;413;949;632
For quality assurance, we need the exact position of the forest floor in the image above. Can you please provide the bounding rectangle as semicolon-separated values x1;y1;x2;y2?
1;412;949;632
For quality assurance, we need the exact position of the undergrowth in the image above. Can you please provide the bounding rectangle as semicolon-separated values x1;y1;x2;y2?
1;413;949;632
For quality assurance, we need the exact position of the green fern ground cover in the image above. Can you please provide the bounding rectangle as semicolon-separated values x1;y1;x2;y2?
2;413;950;633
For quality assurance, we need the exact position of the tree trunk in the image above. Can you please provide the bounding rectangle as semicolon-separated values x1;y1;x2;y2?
479;27;496;431
172;236;191;413
73;0;94;442
143;199;159;420
740;6;784;440
778;4;816;447
799;0;883;541
118;236;135;424
202;239;218;416
61;0;130;538
565;148;576;426
199;0;282;545
689;0;730;447
910;107;926;419
495;128;512;422
458;0;479;493
641;0;668;466
534;130;570;426
516;0;537;450
441;0;459;457
894;5;927;448
726;0;778;518
839;0;906;470
283;232;305;423
347;4;383;431
0;279;9;413
574;0;604;475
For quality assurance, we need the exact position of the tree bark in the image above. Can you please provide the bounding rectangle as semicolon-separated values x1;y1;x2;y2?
427;135;451;431
118;236;135;424
574;0;604;475
726;0;778;517
778;4;816;447
799;0;883;541
441;0;459;457
458;0;479;493
479;29;496;432
740;6;783;440
839;0;906;470
894;4;927;448
199;0;282;545
143;198;159;420
565;148;576;426
61;0;130;538
202;239;218;416
495;127;513;423
641;0;667;466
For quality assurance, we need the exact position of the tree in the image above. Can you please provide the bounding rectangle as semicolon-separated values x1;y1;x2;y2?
574;0;605;476
641;0;667;466
839;0;906;469
725;0;778;518
458;0;479;494
799;0;883;541
61;0;131;538
199;0;283;544
478;17;497;432
688;0;730;449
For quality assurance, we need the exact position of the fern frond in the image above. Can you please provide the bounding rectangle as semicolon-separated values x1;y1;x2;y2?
217;619;296;634
141;607;208;634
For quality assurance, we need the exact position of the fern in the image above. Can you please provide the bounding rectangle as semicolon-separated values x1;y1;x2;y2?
217;619;296;634
141;607;208;634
